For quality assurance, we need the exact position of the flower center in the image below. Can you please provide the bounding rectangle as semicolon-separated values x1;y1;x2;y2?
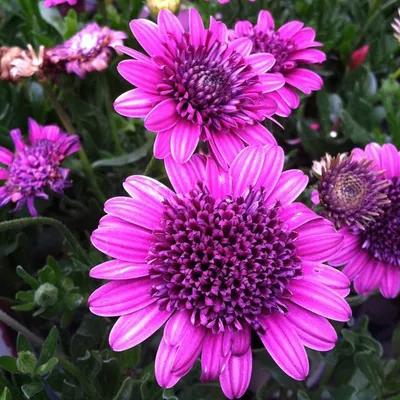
147;183;302;333
157;35;261;129
6;140;65;199
361;177;400;267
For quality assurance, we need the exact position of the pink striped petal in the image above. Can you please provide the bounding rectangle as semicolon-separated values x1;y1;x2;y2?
110;303;172;351
265;169;308;207
165;154;206;194
236;123;276;146
0;169;8;180
353;259;384;296
209;131;246;169
201;332;230;382
155;338;181;388
90;259;149;280
296;218;336;237
170;119;200;163
124;175;174;203
291;28;316;48
115;45;150;62
259;314;309;380
28;118;43;143
231;326;251;356
257;10;274;30
288;49;326;63
114;89;162;118
278;21;304;39
381;144;399;179
259;73;286;93
158;9;184;41
145;98;180;132
284;301;338;351
230;37;253;57
154;129;172;159
189;8;205;47
164;311;192;346
246;53;275;73
380;265;400;299
295;232;343;262
209;17;228;43
104;196;162;230
302;261;350;297
89;278;157;316
364;143;383;170
0;147;13;166
10;129;25;152
129;19;162;57
289;278;352;322
234;21;252;37
266;91;292;117
277;85;300;109
117;60;162;94
205;157;232;200
285;68;323;95
279;202;319;231
220;348;252;399
329;229;361;266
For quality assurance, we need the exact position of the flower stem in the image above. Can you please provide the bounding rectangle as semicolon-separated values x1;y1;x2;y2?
143;155;156;176
0;217;89;265
42;81;106;205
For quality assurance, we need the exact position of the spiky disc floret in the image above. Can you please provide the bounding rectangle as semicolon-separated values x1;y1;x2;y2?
313;154;390;229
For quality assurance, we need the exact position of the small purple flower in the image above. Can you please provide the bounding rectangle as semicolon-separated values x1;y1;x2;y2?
44;0;77;6
231;11;326;117
0;119;80;216
46;23;127;78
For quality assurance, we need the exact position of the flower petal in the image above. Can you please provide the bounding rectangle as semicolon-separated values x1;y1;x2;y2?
230;37;253;57
145;98;180;132
205;156;232;200
279;202;320;231
208;131;245;170
231;326;251;356
155;338;181;388
124;175;174;203
246;53;275;74
381;144;399;179
380;265;400;299
189;8;205;47
10;129;25;152
259;73;286;93
341;251;369;280
170;119;201;164
154;129;172;159
90;259;149;280
257;10;275;30
158;9;184;41
236;123;276;146
0;169;8;180
129;19;162;57
164;311;192;346
285;68;323;94
114;89;162;118
353;259;384;296
328;228;361;267
0;147;13;166
278;21;304;39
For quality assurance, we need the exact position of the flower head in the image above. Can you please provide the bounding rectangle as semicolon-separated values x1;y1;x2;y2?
0;119;80;216
329;143;400;298
89;144;350;398
230;10;326;117
44;0;77;6
312;153;390;229
45;23;127;78
349;45;369;71
392;8;400;44
114;9;286;168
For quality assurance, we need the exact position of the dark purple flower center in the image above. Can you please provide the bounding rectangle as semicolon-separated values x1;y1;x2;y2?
147;183;302;333
6;140;67;199
156;34;262;130
251;30;296;72
360;177;400;267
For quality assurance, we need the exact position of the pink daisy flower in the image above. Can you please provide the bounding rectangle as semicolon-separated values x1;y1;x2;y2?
89;144;351;398
328;143;400;298
0;119;80;216
44;0;77;7
231;11;326;117
46;23;127;78
114;9;286;168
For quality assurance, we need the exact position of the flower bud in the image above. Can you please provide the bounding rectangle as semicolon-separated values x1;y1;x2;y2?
146;0;180;16
34;283;59;307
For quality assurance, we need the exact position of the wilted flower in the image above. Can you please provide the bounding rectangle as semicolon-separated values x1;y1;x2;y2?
0;45;44;82
0;119;80;216
89;144;350;398
45;23;126;78
349;45;369;71
231;10;326;117
392;8;400;44
329;143;400;298
114;9;286;168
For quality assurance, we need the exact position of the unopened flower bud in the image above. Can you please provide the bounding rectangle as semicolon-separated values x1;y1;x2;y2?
146;0;180;16
34;283;58;307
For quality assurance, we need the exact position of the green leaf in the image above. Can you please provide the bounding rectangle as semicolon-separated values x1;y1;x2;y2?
327;385;356;399
64;9;78;39
21;382;43;399
62;380;78;400
35;357;58;376
354;351;384;395
17;334;34;354
46;256;63;283
38;327;59;366
297;390;311;399
16;351;37;374
0;356;18;373
0;387;12;400
15;291;35;302
12;303;36;312
38;2;66;36
112;346;141;369
112;377;136;400
16;266;39;289
341;110;372;145
38;265;56;284
64;293;83;310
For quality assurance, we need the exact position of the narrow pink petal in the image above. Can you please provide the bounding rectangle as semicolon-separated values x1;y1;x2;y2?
209;131;246;169
10;129;25;152
259;314;309;380
115;45;150;62
328;228;361;266
114;89;162;118
170;119;200;163
164;311;192;346
109;303;172;351
234;20;252;37
246;53;275;73
380;144;399;179
311;189;319;205
220;348;252;399
104;196;162;230
124;175;174;203
285;68;323;94
153;129;172;159
231;326;251;356
165;154;206;194
41;125;60;142
236;123;276;146
257;10;274;30
380;265;400;299
278;21;304;39
189;8;205;47
364;143;383;170
205;157;232;200
117;60;162;94
0;147;13;166
289;278;352;322
229;37;253;57
265;91;292;117
279;202;319;231
210;17;228;43
0;169;8;179
288;49;326;63
28;118;42;143
201;332;229;382
265;169;308;207
89;278;157;317
89;259;149;280
291;28;316;48
277;85;300;108
155;338;181;388
129;19;162;57
353;259;384;296
145;98;180;132
302;261;350;297
158;9;184;41
259;73;286;93
341;251;369;280
296;218;336;237
284;300;338;351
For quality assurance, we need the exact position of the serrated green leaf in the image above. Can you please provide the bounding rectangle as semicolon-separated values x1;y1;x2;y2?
38;327;58;366
0;356;18;373
21;382;43;399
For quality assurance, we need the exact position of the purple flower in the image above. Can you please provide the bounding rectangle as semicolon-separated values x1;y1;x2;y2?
46;23;127;78
114;9;286;168
44;0;77;7
0;119;80;216
231;11;326;117
89;144;350;398
328;143;400;298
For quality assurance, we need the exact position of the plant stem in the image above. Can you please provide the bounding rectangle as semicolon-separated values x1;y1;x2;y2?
42;81;106;205
143;155;156;176
99;0;108;23
0;217;89;264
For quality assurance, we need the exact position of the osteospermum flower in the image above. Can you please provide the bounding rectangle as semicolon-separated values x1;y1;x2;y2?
46;23;127;78
0;119;80;216
44;0;77;6
114;9;286;168
89;144;351;398
231;10;326;117
328;143;400;298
